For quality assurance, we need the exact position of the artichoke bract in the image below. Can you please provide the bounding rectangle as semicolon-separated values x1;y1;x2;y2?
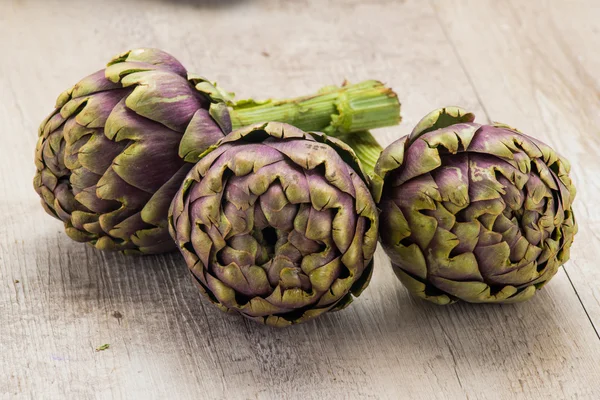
372;107;577;304
34;48;400;254
169;122;378;326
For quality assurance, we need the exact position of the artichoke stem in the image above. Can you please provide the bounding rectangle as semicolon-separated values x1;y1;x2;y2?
228;80;401;135
335;131;383;178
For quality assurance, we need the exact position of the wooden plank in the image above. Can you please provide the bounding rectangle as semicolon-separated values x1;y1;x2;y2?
1;0;599;399
433;0;600;335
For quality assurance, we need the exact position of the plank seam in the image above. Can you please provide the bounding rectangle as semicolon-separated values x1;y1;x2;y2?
564;267;600;341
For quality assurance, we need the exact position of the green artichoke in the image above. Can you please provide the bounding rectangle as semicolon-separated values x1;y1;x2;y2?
34;48;400;254
371;107;577;304
168;122;379;326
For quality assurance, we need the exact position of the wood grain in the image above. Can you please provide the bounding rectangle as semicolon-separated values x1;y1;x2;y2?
1;0;599;399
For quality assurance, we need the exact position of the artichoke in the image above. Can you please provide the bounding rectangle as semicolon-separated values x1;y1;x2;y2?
371;107;577;304
34;48;400;254
168;122;379;326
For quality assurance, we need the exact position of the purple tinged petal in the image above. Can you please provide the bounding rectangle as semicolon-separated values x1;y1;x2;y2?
39;166;59;193
390;173;441;209
213;262;270;297
104;97;180;142
38;130;69;178
408;107;476;142
205;274;237;309
73;89;130;128
241;298;292;319
388;243;428;280
131;231;177;254
265;286;317;309
190;193;222;227
473;241;510;278
451;222;480;254
315;276;352;308
468;126;543;171
371;135;409;203
425;203;456;231
104;61;159;83
74;186;120;214
278;268;311;291
351;172;378;262
87;174;149;240
432;154;469;208
476;230;504;247
378;198;410;248
424;224;483;281
468;155;511;202
108;212;146;241
392;267;453;305
70;210;99;230
253;202;269;230
62;117;94;147
429;276;514;303
71;69;122;98
121;70;203;132
228;144;286;177
222;202;253;237
486;262;539;287
259;184;297;231
496;176;524;211
179;108;226;162
190;222;212;269
267;161;311;204
340;217;367;275
141;164;192;227
300;243;337;275
266;139;356;197
109;48;187;77
303;169;356;253
224;175;259;211
265;256;294;287
64;221;96;242
76;131;128;176
392;137;441;186
287;230;322;256
69;167;102;192
331;195;356;254
41;111;67;137
53;183;80;219
460;198;505;223
111;131;186;193
299;206;333;242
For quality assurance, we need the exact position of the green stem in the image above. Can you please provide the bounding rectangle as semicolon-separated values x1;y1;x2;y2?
335;131;383;178
228;80;401;135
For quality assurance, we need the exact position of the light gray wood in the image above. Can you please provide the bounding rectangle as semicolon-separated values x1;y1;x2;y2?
1;0;599;399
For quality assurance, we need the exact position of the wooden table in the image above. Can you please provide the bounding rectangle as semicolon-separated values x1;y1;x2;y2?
2;0;599;398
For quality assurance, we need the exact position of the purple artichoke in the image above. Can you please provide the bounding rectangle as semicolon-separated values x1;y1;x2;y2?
168;122;378;326
34;48;400;254
372;107;577;304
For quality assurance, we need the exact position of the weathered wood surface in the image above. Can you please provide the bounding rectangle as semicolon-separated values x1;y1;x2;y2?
1;0;599;398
